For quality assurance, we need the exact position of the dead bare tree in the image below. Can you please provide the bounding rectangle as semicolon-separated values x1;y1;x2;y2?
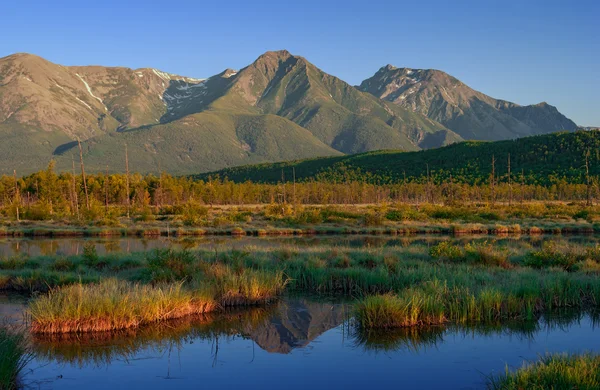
521;169;525;204
125;144;131;218
281;169;286;204
426;163;431;204
105;165;109;214
292;167;297;215
13;170;20;222
71;156;80;220
490;155;496;206
78;140;90;210
508;153;512;206
585;149;592;206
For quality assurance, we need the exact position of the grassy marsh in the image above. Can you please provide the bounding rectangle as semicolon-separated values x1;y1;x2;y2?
2;202;600;239
1;238;598;333
488;353;600;389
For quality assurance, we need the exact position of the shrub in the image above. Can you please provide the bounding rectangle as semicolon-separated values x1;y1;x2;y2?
23;202;53;221
146;249;199;282
363;213;384;226
464;242;510;268
181;201;209;226
292;209;323;224
264;203;294;219
524;241;582;271
82;243;101;268
134;208;155;222
51;258;76;272
429;242;463;261
0;256;30;270
385;206;426;221
231;211;253;223
81;199;105;222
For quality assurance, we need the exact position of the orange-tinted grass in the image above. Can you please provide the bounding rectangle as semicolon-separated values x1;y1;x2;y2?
29;279;217;334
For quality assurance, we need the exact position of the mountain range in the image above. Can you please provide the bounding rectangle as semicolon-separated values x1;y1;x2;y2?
0;50;578;174
358;65;577;141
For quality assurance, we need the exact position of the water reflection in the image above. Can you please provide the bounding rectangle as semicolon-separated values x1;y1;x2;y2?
3;234;600;257
353;311;599;354
18;298;600;390
30;299;600;369
32;299;349;367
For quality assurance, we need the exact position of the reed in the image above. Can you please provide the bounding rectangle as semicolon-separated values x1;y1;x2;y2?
488;353;600;389
12;242;600;332
29;279;217;333
354;277;598;329
0;328;32;390
214;268;288;306
28;264;289;333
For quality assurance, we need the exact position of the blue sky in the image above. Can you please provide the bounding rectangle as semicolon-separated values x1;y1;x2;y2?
1;0;598;125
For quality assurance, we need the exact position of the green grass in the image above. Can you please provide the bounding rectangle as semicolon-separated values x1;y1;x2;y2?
6;239;600;332
354;284;540;329
488;353;600;390
29;279;218;333
0;328;31;390
3;202;600;237
27;259;288;333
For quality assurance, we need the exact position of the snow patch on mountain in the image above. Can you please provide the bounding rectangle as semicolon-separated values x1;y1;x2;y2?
76;73;107;111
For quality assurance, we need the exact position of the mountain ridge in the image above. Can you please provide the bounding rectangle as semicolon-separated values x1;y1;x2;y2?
358;65;577;141
0;50;577;175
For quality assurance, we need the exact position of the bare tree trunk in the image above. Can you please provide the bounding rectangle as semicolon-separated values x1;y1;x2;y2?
521;169;525;204
281;169;286;204
426;163;431;204
490;155;496;206
78;140;90;210
449;174;454;205
586;150;592;206
13;170;19;222
72;157;80;220
125;144;131;218
292;167;296;215
105;165;109;214
508;153;512;206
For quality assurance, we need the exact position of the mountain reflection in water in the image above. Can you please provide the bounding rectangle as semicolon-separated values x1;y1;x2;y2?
31;298;599;368
22;298;600;390
32;299;349;367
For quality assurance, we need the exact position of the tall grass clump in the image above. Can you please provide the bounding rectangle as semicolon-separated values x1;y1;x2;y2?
430;241;510;267
210;268;288;306
488;353;600;389
0;328;32;390
524;241;599;271
146;249;199;282
29;279;217;333
354;293;445;329
355;282;541;329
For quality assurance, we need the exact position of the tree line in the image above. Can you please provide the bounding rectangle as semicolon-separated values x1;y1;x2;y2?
0;158;598;222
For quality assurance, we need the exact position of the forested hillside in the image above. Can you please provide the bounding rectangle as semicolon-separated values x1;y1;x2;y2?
198;131;600;185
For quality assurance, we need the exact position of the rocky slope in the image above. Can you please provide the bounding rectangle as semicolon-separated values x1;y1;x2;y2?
358;65;577;141
1;51;577;175
0;51;463;174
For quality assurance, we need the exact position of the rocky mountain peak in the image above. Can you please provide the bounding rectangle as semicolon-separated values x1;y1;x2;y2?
359;64;577;141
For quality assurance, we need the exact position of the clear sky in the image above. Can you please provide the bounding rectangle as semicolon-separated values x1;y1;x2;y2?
1;0;598;125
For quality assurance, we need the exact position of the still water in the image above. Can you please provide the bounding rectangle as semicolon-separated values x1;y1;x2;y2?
11;298;600;390
2;234;600;258
3;235;600;389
